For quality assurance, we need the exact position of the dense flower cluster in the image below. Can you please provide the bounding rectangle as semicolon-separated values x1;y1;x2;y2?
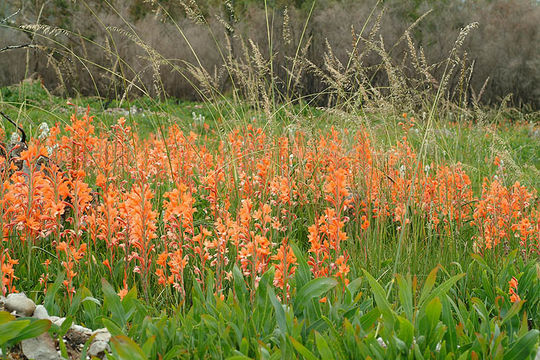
0;109;537;302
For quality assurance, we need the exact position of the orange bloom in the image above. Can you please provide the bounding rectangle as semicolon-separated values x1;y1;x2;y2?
508;277;521;303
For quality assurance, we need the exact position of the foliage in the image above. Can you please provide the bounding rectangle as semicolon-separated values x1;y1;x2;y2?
0;311;50;357
34;258;539;359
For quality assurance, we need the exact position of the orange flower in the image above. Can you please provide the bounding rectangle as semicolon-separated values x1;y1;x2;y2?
508;277;521;303
361;215;370;230
118;287;128;300
271;238;297;296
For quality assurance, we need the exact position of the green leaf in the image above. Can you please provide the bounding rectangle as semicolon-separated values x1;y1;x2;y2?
267;285;287;335
79;333;95;360
0;312;15;325
360;308;380;330
420;273;465;308
503;330;539;360
363;269;394;325
441;296;457;350
418;266;439;306
8;319;50;344
111;335;148;360
425;297;442;333
233;265;249;305
141;335;155;357
347;276;363;296
396;274;413;321
82;296;101;307
163;345;185;360
291;243;312;290
397;315;414;347
315;331;334;360
122;286;138;306
501;300;523;325
58;332;69;358
67;290;83;317
0;320;29;345
44;272;65;314
102;279;126;327
240;337;249;355
102;317;124;336
289;336;318;360
470;253;492;274
59;316;73;336
294;277;338;314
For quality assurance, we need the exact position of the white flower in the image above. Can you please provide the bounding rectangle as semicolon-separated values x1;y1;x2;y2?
10;132;20;144
38;122;50;139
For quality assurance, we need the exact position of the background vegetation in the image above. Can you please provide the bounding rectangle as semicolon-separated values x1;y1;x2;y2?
1;0;539;109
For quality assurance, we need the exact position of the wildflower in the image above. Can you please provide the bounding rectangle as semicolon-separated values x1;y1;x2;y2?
361;215;370;230
508;277;521;303
271;238;297;299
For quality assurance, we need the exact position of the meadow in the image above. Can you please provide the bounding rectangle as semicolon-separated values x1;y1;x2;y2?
0;1;539;358
0;78;537;359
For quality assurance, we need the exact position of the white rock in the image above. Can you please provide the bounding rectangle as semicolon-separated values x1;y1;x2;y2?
33;304;49;319
71;324;93;336
88;341;110;357
52;317;66;327
88;328;111;357
5;293;36;316
21;333;61;360
92;328;111;342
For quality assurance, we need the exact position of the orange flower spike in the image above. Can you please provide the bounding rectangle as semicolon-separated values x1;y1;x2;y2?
124;182;158;296
102;259;113;274
56;241;68;253
1;252;19;295
334;255;350;285
508;277;521;303
361;215;370;230
271;238;297;299
508;277;518;290
118;287;128;300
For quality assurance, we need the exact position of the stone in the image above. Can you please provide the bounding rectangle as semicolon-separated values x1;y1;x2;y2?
5;293;36;316
33;304;49;319
92;328;111;342
52;316;66;327
88;328;111;357
48;315;61;323
88;340;109;357
21;333;61;360
66;325;93;345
